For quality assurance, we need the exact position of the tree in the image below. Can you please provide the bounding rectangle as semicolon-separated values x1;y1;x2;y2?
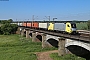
0;19;17;35
1;20;7;24
0;19;13;24
1;23;18;35
8;19;13;23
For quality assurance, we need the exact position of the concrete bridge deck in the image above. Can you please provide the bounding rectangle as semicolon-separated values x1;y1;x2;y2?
28;28;90;43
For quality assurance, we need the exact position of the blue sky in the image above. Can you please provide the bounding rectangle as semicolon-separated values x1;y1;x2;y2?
0;0;90;21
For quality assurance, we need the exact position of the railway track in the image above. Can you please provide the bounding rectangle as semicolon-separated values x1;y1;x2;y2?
77;30;90;38
28;28;90;42
20;26;90;42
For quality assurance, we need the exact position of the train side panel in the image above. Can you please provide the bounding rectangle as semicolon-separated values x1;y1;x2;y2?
20;23;23;26
39;23;48;29
17;22;20;26
32;22;39;28
54;23;65;31
18;23;22;26
27;23;31;27
22;23;27;26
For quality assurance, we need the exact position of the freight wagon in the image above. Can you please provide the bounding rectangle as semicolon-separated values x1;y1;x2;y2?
31;22;39;28
39;23;48;30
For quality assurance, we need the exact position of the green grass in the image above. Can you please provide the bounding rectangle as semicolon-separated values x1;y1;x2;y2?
76;22;88;30
0;34;57;60
50;53;85;60
0;34;87;60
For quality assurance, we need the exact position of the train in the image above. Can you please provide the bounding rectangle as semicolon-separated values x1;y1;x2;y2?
12;21;77;34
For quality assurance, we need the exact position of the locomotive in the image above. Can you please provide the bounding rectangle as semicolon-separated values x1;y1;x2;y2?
48;22;77;34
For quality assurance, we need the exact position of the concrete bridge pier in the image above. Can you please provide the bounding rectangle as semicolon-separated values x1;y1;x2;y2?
58;38;66;56
42;34;52;48
21;29;26;37
25;28;30;39
16;27;21;34
32;31;36;42
42;33;46;48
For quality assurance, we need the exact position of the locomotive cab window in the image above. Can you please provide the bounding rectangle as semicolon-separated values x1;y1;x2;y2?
71;24;76;28
67;25;70;27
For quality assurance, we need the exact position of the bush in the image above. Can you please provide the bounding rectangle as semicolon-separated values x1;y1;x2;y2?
81;26;87;30
11;24;18;34
1;23;18;35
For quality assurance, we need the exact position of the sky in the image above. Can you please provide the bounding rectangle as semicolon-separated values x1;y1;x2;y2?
0;0;90;21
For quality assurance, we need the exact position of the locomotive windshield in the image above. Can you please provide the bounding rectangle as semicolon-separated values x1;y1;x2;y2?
71;24;76;28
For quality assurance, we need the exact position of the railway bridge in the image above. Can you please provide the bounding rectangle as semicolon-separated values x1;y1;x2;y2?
18;26;90;59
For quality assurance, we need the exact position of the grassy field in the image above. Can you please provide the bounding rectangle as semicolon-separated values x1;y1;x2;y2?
0;34;87;60
50;53;85;60
0;34;57;60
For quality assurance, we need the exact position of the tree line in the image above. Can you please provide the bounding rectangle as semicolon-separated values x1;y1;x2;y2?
0;19;18;35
